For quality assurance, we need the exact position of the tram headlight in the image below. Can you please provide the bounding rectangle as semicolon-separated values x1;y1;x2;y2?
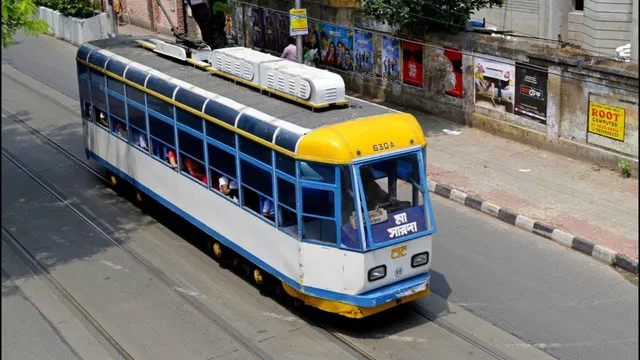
411;252;429;268
368;265;387;282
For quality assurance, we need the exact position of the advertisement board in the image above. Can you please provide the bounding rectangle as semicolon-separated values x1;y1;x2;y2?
401;40;423;87
514;63;548;124
473;54;515;113
354;30;374;75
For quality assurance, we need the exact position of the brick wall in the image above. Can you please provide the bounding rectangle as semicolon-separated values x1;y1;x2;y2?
116;0;187;35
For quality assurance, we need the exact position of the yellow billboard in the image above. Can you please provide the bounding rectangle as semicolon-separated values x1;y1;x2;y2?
588;102;626;141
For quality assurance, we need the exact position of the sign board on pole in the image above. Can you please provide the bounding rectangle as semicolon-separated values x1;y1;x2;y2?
290;9;309;36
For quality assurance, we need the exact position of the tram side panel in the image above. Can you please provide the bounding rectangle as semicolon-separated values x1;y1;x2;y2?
85;122;303;286
299;243;365;295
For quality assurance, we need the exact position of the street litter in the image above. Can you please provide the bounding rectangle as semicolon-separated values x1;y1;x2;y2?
519;169;531;172
443;129;462;135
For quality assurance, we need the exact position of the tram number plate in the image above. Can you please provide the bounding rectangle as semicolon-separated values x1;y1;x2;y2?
372;142;395;152
350;208;388;228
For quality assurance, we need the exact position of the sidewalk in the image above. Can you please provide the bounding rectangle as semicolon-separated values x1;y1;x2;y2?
115;23;639;272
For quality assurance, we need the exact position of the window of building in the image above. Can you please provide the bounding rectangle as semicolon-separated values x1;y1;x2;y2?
574;0;583;11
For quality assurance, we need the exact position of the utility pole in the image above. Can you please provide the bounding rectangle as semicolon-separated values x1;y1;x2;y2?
294;0;303;63
108;0;119;37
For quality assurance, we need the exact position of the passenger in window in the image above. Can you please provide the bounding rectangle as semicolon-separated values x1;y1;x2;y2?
97;110;109;127
132;129;148;151
113;122;126;138
260;196;275;220
184;158;207;184
218;176;238;201
160;144;178;169
360;166;395;209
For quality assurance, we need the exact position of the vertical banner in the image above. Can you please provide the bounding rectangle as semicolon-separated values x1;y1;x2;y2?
382;36;401;82
473;54;515;113
354;30;374;75
246;6;265;50
514;63;548;124
306;22;353;71
443;46;463;97
401;40;423;87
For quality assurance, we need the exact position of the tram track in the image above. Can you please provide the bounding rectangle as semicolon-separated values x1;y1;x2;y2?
1;144;270;360
2;104;510;360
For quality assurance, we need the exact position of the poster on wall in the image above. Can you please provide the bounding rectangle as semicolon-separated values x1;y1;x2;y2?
473;54;515;113
354;30;374;75
382;36;401;82
401;40;423;87
443;46;463;97
514;63;548;124
306;21;353;71
275;12;290;54
588;101;626;141
246;6;265;50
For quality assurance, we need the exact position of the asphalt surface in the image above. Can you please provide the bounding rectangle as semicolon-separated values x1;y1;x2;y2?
1;34;638;360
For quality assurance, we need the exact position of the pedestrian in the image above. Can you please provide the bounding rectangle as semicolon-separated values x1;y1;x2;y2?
281;36;298;62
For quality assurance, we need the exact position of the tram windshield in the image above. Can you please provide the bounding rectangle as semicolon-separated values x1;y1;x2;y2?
345;151;431;248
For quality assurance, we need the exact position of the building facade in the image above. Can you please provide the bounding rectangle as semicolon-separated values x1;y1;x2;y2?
472;0;638;60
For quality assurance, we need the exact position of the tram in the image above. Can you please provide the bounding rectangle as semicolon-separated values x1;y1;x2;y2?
76;37;437;318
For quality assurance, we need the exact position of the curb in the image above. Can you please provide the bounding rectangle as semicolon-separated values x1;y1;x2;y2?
427;179;639;275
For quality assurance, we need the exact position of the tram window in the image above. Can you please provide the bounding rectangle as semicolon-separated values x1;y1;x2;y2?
94;107;108;128
302;217;337;244
178;129;204;162
239;136;272;166
147;94;174;119
127;104;146;131
302;188;335;218
279;206;298;237
277;178;296;209
130;128;149;151
108;95;126;120
81;101;92;120
239;160;273;197
78;63;89;78
207;143;236;178
151;138;177;169
90;84;107;110
210;168;238;200
79;79;90;103
89;68;105;86
111;117;127;139
176;108;203;132
205;121;236;148
340;166;360;250
276;153;296;177
148;114;175;147
126;85;145;105
182;156;208;185
300;162;335;184
107;76;124;95
241;187;264;218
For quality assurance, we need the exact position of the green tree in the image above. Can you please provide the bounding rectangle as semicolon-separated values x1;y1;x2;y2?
2;0;49;48
363;0;504;35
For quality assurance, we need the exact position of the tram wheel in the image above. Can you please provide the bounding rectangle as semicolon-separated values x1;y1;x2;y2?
109;173;118;187
212;241;223;259
135;190;144;203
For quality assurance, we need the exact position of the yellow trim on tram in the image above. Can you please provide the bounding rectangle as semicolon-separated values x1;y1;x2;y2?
77;56;426;165
281;282;430;319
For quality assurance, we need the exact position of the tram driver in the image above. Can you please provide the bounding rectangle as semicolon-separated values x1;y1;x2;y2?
360;166;396;209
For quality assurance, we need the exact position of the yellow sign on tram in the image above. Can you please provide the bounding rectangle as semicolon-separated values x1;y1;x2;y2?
289;8;309;36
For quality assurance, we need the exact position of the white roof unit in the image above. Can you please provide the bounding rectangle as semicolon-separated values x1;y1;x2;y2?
210;47;283;86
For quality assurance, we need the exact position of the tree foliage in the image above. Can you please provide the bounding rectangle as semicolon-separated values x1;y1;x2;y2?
2;0;49;48
34;0;95;18
363;0;504;35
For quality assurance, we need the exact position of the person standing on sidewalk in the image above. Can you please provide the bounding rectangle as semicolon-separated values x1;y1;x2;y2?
281;36;298;62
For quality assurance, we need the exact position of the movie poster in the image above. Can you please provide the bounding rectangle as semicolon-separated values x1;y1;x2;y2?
354;30;374;75
382;36;401;81
514;63;548;124
306;21;354;71
443;46;463;97
401;40;423;87
473;54;515;113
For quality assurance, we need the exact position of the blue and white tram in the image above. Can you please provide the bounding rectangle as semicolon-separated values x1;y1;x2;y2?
76;38;437;318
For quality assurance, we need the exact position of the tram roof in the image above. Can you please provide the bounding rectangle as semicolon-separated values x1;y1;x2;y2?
81;37;426;164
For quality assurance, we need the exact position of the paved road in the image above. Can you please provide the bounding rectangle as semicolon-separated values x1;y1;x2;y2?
2;34;638;360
